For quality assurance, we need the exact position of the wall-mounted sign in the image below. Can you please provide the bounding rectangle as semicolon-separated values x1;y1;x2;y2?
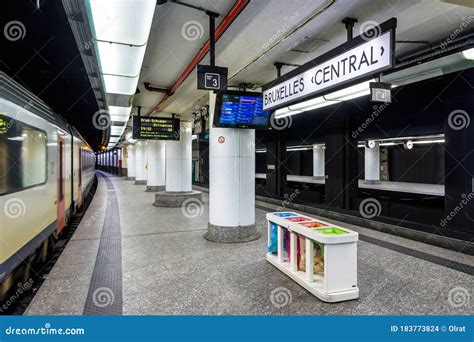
132;116;180;140
197;65;228;91
262;18;397;111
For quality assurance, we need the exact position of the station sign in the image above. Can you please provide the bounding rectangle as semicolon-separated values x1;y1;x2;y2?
262;18;397;111
132;116;180;140
197;64;228;91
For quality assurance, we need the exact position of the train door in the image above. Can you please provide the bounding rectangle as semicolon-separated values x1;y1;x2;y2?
57;133;66;232
77;146;83;207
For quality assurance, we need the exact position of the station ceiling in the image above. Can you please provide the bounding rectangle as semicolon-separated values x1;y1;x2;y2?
1;0;474;150
137;0;474;120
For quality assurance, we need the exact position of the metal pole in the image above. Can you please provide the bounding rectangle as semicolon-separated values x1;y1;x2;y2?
209;15;216;66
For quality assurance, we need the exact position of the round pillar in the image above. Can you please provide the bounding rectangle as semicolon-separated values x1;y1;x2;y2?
206;92;259;243
313;144;325;178
365;142;380;183
153;120;202;207
165;121;192;192
127;144;136;180
135;141;147;185
146;140;166;192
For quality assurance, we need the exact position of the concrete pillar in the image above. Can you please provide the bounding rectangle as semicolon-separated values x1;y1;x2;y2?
364;142;380;183
165;121;192;192
122;146;128;177
313;144;325;178
127;144;136;180
153;121;202;207
206;91;259;243
146;140;166;192
135;141;147;185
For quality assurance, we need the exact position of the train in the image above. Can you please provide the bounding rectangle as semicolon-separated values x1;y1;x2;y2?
0;72;96;303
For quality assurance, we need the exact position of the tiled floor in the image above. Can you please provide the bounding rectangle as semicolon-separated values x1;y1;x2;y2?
25;172;473;315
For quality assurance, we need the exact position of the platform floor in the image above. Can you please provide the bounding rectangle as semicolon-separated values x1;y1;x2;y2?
25;172;473;315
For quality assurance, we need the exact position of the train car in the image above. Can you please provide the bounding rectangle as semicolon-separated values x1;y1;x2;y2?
0;72;95;301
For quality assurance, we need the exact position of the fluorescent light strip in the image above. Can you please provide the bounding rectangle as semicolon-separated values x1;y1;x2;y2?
102;74;139;95
109;105;131;115
275;80;375;119
96;41;146;77
412;139;445;144
87;0;156;46
110;114;129;123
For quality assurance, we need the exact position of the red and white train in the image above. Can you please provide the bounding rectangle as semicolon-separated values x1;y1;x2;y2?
0;72;95;301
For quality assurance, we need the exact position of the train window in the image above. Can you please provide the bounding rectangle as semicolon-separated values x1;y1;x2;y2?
0;115;47;195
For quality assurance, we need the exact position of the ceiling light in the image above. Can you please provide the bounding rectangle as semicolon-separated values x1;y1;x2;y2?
110;115;129;123
86;0;156;46
412;139;445;144
96;42;146;77
102;75;139;95
462;48;474;60
109;105;132;115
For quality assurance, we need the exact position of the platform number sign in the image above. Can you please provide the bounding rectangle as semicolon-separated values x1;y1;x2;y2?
206;73;220;89
197;64;228;91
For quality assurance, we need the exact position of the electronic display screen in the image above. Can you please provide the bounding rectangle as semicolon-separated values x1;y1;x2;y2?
132;116;179;140
213;91;270;129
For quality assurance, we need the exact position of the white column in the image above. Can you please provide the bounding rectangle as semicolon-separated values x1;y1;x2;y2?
122;146;128;176
365;142;380;182
313;144;325;178
165;121;192;192
146;140;166;189
207;91;257;242
127;144;136;180
135;141;147;184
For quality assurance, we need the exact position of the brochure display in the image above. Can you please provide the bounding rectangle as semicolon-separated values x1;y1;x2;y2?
266;212;359;302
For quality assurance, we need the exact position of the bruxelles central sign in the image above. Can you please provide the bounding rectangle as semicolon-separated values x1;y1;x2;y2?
262;18;397;111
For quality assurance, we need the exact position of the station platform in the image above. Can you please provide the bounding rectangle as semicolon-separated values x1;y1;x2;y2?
25;172;473;315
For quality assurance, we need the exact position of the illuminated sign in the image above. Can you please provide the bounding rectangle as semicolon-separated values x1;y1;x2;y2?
262;18;396;111
132;116;180;140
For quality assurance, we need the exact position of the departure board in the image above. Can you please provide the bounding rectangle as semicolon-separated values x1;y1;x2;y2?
132;116;180;140
214;91;270;129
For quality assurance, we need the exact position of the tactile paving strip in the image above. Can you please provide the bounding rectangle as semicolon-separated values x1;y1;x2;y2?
83;172;123;315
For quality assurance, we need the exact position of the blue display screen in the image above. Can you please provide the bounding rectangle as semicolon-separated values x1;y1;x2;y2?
218;94;270;127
